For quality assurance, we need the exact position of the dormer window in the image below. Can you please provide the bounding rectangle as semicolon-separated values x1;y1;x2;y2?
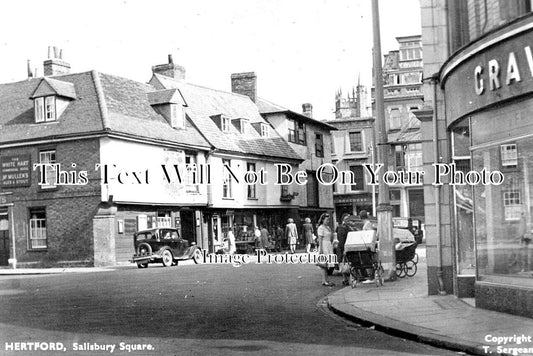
221;116;231;132
31;77;76;124
232;118;249;134
260;123;269;137
147;88;188;130
170;104;186;129
35;96;56;123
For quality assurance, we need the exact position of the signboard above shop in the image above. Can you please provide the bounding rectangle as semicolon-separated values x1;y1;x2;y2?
441;20;533;127
0;154;31;188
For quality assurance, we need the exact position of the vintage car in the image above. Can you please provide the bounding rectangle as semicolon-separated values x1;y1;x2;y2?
131;228;203;268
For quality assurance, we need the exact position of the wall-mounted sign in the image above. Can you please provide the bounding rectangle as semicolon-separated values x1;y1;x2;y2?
442;27;533;126
0;155;31;188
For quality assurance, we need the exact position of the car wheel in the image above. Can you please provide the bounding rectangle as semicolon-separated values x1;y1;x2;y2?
193;248;203;264
137;263;148;269
137;242;152;256
161;250;173;267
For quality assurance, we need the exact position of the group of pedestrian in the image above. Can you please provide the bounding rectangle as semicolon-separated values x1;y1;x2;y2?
251;217;316;254
226;211;375;287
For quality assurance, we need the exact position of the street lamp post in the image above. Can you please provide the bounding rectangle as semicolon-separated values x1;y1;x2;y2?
371;0;396;281
368;144;376;217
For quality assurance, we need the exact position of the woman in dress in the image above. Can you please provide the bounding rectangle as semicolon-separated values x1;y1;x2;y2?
316;213;335;286
285;218;298;254
302;217;314;253
227;227;236;255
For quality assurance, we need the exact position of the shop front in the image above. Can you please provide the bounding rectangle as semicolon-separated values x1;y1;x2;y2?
205;208;299;253
441;18;533;317
334;193;373;221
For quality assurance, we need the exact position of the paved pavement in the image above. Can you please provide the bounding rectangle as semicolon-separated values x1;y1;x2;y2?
327;246;533;356
0;266;113;274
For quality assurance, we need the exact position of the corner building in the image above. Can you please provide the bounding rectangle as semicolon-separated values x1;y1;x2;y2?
420;0;533;318
0;53;303;267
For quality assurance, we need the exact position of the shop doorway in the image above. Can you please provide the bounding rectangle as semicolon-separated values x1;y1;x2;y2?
0;209;9;266
180;210;196;245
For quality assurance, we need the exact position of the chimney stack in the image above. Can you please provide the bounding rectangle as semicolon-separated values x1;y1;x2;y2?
231;72;257;103
43;46;70;76
27;60;33;78
302;103;313;118
152;54;186;81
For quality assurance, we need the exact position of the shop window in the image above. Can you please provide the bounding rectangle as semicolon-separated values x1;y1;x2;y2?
28;208;47;249
39;150;56;189
348;131;363;152
408;189;424;218
315;133;324;157
503;190;522;221
157;211;172;227
247;162;256;199
500;144;518;168
222;159;232;199
472;112;533;283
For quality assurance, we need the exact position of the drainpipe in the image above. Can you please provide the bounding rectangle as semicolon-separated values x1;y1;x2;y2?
429;74;447;295
10;206;16;269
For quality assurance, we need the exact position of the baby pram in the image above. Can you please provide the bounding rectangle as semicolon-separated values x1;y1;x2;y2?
344;230;384;288
395;241;418;278
393;228;418;278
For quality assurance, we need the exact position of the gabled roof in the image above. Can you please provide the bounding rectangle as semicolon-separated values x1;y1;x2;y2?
0;72;104;144
256;97;337;131
0;71;210;150
30;77;77;99
98;73;208;149
150;74;302;162
147;88;187;106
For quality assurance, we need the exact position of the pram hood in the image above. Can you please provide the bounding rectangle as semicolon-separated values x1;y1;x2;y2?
345;230;378;252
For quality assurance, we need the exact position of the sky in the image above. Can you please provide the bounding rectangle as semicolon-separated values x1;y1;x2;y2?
0;0;421;121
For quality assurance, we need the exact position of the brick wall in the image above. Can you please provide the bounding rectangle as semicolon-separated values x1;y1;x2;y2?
1;138;102;267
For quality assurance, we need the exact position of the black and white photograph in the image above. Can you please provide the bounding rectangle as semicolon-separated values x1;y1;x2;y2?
1;1;533;355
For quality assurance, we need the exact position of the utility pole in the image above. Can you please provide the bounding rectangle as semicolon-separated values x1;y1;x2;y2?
371;0;396;281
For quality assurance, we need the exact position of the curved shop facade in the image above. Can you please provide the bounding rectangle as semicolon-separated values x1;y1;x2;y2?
441;18;533;318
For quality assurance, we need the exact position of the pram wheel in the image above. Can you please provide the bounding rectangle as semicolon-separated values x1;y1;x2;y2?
396;263;407;278
375;265;384;286
350;274;357;288
413;253;419;264
405;260;417;277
